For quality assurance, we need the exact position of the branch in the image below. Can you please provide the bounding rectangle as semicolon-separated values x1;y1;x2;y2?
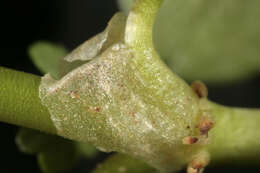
1;0;260;172
0;67;56;134
2;67;260;172
208;102;260;166
125;0;163;50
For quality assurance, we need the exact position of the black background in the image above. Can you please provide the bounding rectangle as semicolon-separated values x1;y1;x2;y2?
0;0;260;173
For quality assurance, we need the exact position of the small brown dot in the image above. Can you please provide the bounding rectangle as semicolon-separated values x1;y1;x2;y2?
197;116;214;137
192;163;204;173
191;81;208;98
95;107;102;112
183;136;199;145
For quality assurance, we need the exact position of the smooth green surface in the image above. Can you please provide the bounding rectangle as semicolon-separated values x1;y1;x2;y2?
119;0;260;84
125;0;163;50
209;102;260;166
29;41;68;79
0;67;56;134
16;128;61;154
76;142;99;159
16;128;80;173
37;142;79;173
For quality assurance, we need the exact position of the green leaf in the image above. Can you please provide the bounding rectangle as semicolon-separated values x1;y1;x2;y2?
29;41;68;79
16;128;96;173
76;142;99;159
117;0;132;13
118;0;260;84
16;128;62;154
37;142;79;173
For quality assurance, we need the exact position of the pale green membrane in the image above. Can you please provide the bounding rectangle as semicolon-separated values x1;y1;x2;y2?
40;11;207;173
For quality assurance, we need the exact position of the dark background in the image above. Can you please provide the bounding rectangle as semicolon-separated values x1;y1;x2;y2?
0;0;260;173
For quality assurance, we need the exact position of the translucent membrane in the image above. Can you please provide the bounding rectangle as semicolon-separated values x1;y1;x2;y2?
40;12;205;172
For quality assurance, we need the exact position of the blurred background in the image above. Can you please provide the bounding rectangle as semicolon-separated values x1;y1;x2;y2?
0;0;260;173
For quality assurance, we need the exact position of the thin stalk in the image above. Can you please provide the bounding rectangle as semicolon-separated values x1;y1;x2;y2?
0;67;56;134
125;0;164;50
208;102;260;166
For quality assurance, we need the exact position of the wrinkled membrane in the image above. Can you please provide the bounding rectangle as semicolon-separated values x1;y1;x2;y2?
39;12;203;172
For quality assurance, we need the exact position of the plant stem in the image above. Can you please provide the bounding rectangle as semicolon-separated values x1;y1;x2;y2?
0;67;56;134
125;0;163;50
208;102;260;166
1;67;260;170
1;0;260;170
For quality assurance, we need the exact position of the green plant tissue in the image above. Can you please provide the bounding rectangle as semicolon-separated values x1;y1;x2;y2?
29;41;68;79
118;0;260;84
16;128;79;173
39;12;206;173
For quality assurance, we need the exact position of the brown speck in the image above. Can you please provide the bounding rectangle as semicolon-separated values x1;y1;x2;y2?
187;125;190;129
183;136;199;145
95;107;102;112
197;116;214;137
189;163;204;173
191;81;208;98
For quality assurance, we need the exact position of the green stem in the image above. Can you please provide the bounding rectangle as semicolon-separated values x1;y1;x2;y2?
1;0;260;170
0;67;56;134
208;102;260;166
125;0;163;50
1;69;260;171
